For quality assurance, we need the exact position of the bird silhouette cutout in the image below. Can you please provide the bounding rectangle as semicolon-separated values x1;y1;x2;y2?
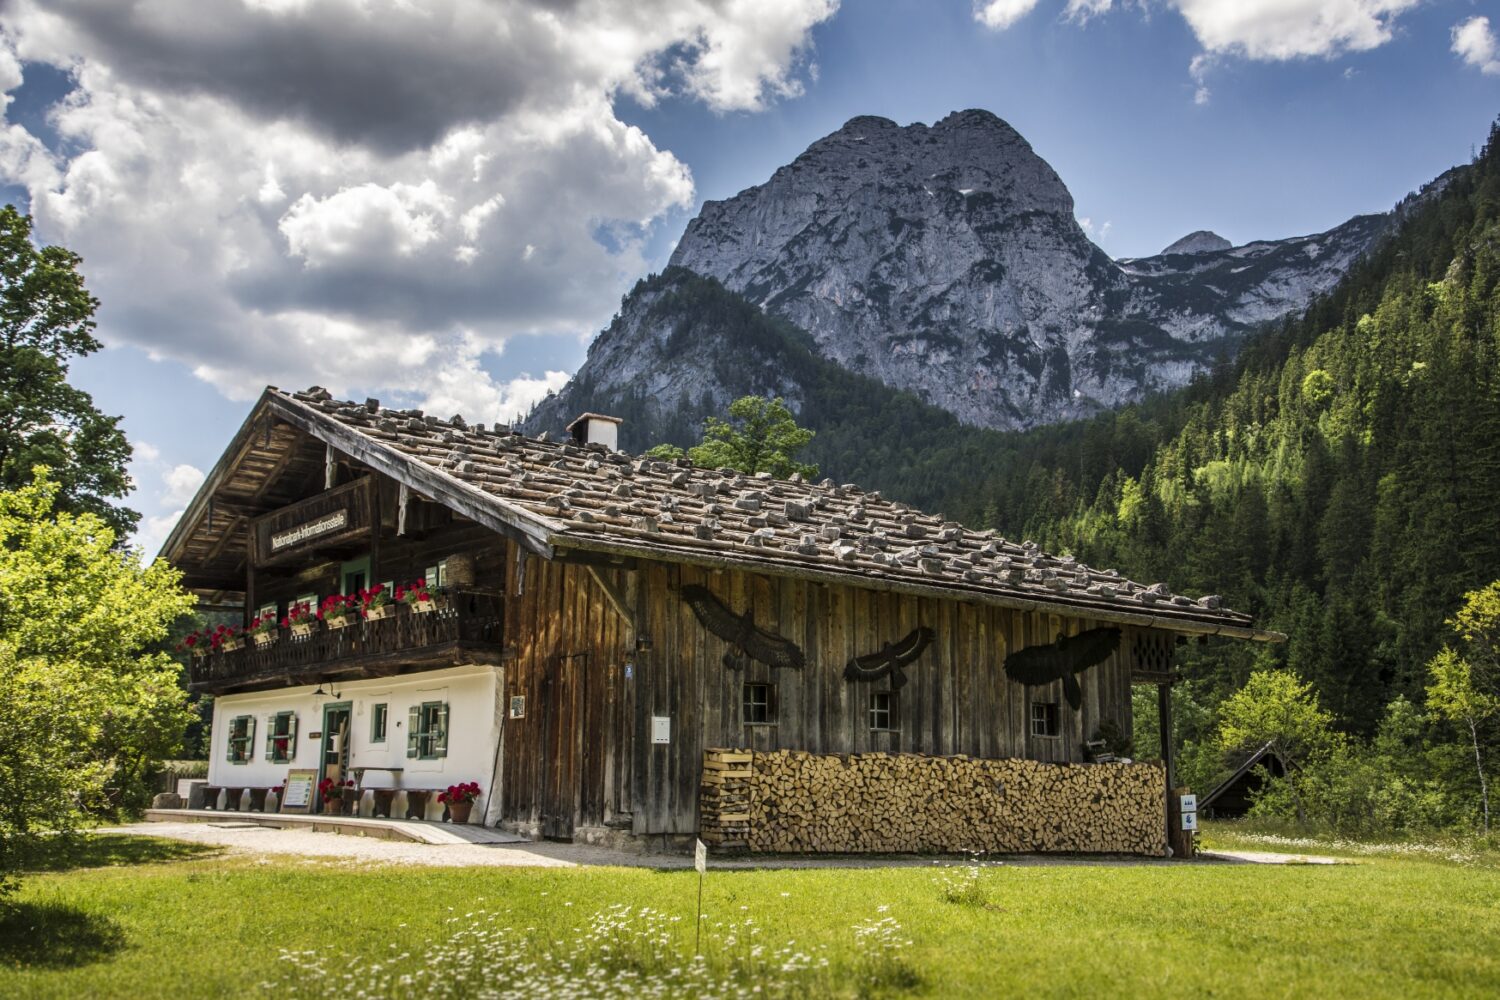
681;584;805;671
844;627;936;689
1003;627;1121;710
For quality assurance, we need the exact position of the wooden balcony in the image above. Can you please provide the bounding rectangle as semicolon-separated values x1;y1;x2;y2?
188;590;506;694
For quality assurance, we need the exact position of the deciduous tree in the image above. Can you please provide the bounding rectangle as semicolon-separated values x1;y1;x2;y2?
0;470;192;896
687;396;818;479
0;206;135;537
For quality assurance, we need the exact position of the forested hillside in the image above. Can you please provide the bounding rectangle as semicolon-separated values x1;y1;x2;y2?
990;122;1500;740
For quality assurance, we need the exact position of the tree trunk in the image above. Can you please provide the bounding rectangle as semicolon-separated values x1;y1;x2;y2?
1470;718;1490;836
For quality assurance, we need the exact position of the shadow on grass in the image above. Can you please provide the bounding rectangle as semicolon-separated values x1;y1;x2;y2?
18;833;218;874
0;901;126;969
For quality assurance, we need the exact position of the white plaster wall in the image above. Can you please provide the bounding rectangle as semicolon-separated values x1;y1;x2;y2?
207;664;501;821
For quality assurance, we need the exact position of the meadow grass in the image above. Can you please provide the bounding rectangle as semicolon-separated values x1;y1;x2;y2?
3;829;1499;998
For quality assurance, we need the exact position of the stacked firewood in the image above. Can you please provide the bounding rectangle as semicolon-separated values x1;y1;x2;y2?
699;750;754;848
700;748;1166;855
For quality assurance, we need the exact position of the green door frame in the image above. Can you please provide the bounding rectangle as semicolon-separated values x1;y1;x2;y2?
318;701;353;805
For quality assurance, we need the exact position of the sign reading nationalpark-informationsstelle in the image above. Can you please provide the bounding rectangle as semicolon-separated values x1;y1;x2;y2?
269;510;349;552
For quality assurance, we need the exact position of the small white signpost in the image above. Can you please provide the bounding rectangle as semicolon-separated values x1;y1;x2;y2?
693;838;708;953
1180;793;1198;832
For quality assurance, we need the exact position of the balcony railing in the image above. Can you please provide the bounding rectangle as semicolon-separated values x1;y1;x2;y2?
188;590;505;693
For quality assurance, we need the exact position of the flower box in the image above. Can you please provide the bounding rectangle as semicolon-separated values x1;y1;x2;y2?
324;613;356;630
364;604;393;622
189;645;210;658
290;622;315;639
252;631;277;649
220;637;243;652
412;599;437;614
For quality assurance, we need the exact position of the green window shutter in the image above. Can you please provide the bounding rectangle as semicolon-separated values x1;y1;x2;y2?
434;702;449;757
246;716;256;762
227;717;238;763
265;715;275;761
288;712;298;746
406;705;420;758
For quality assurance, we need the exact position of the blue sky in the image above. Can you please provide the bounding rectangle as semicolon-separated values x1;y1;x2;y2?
0;0;1495;551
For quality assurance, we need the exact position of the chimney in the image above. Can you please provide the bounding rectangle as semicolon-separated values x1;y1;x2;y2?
565;412;623;451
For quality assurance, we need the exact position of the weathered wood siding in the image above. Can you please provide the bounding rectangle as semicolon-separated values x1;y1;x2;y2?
498;549;634;838
611;561;1135;836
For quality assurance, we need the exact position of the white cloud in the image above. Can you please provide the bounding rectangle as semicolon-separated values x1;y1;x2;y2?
1453;16;1500;76
135;508;184;559
1063;0;1115;23
0;0;839;421
161;463;205;507
1078;216;1112;242
1170;1;1419;62
974;0;1043;31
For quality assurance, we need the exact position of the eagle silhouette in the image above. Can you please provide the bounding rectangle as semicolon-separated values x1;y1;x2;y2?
844;627;935;690
681;584;805;671
1003;627;1121;710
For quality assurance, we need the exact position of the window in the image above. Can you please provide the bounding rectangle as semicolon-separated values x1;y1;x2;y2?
743;683;775;725
1030;701;1060;738
407;701;449;759
423;559;448;589
342;556;371;596
264;711;298;763
292;593;317;617
371;703;388;743
255;602;277;622
869;691;897;731
226;715;256;763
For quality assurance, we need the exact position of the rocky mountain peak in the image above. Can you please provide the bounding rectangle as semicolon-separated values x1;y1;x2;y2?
1161;230;1233;255
540;110;1395;437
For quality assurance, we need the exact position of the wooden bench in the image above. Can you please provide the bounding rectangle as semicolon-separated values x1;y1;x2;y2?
247;787;271;812
222;786;246;811
198;785;221;809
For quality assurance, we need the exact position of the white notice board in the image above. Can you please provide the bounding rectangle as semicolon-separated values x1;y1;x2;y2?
280;769;317;813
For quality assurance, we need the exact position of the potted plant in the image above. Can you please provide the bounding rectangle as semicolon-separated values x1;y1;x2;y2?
360;584;393;622
396;579;437;614
211;623;243;653
437;781;481;824
319;593;359;630
284;601;317;638
317;777;342;815
178;629;210;658
247;612;279;648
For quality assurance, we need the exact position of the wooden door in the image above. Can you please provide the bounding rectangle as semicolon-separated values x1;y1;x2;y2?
540;655;584;839
318;703;351;806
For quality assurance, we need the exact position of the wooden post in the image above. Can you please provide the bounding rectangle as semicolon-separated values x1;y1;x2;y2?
1168;786;1196;859
397;482;410;536
325;443;338;489
1158;682;1174;857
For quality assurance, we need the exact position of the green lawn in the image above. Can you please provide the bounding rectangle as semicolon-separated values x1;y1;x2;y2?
3;828;1498;998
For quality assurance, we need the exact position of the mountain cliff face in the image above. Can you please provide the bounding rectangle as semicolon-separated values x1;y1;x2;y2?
531;109;1395;435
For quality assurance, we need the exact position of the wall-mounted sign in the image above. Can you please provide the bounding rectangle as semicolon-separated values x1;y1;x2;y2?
509;696;526;719
269;510;349;553
252;478;373;568
1179;793;1197;813
1181;811;1198;832
652;716;671;744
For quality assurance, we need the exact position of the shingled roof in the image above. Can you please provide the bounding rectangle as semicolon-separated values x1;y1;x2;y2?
228;386;1281;641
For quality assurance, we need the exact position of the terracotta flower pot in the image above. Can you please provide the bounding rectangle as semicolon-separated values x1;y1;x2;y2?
448;801;473;824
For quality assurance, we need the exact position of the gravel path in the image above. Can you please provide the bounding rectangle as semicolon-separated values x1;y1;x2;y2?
105;821;1336;869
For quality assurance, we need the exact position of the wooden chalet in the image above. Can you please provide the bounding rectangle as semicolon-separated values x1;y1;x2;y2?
164;386;1282;850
